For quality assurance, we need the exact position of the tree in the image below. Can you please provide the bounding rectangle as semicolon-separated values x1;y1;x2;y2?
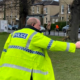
19;0;40;29
68;0;80;42
19;0;29;29
0;0;40;29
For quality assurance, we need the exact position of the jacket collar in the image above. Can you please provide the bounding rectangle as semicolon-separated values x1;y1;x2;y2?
25;25;42;33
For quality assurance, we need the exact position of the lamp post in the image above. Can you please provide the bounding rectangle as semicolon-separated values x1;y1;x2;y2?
3;4;6;20
11;1;12;25
66;4;68;25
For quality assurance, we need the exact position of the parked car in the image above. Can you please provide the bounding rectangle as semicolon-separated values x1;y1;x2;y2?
78;28;80;33
62;25;69;33
62;25;80;33
8;24;13;30
12;25;18;30
40;26;46;32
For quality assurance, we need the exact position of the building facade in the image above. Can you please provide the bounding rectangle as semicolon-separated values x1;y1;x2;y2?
59;0;73;22
0;6;4;20
5;0;19;25
43;2;59;24
0;0;60;25
30;1;59;25
0;1;5;20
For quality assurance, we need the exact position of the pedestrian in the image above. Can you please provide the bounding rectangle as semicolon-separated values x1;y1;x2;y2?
46;21;51;35
55;24;59;32
0;17;80;80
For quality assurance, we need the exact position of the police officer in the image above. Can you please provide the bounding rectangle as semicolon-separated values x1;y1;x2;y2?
0;17;80;80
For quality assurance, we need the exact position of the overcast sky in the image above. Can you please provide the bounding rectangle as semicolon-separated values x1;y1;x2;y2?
54;0;59;1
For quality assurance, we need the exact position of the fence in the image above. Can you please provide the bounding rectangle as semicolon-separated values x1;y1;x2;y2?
44;30;67;37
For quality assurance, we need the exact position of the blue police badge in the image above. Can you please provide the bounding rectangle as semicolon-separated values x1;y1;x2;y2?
13;33;28;39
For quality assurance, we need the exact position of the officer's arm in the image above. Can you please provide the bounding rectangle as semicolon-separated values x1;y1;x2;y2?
32;33;76;53
0;34;12;65
1;34;12;57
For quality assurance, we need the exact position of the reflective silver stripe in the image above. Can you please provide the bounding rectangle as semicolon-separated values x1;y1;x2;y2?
66;43;70;51
11;32;13;37
1;64;31;72
33;70;48;75
26;32;37;48
0;64;48;75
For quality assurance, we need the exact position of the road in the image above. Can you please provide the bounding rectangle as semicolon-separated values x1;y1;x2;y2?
1;30;80;39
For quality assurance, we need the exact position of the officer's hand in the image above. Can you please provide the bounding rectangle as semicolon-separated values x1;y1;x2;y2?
75;41;80;48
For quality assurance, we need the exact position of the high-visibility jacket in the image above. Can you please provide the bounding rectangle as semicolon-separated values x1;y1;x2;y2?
0;25;76;80
56;25;59;29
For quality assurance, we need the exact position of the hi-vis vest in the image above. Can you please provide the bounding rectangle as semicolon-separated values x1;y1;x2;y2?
0;27;76;80
56;25;59;29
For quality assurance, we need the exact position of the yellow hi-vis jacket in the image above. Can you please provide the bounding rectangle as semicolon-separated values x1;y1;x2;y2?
0;25;76;80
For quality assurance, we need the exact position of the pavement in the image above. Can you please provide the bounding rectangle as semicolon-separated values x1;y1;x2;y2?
0;29;80;39
43;31;80;39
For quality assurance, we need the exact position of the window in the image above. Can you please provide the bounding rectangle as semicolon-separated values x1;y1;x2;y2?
61;17;64;21
61;5;64;14
32;7;34;13
44;8;46;11
52;19;55;23
46;17;47;23
6;16;9;19
56;19;58;22
68;5;70;13
37;6;39;13
66;17;69;21
46;7;48;14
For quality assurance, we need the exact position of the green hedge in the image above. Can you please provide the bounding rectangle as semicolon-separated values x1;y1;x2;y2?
44;21;66;31
55;22;66;31
44;24;47;29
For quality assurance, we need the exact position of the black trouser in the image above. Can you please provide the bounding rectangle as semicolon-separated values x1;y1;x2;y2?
30;69;33;80
56;29;59;32
30;75;33;80
48;30;51;35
